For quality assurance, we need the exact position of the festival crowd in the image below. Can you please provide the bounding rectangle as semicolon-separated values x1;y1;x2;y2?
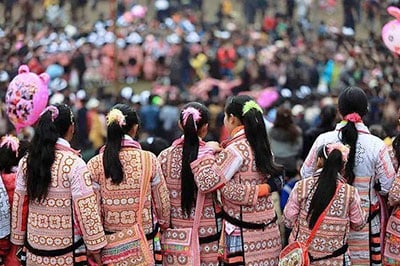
1;0;400;265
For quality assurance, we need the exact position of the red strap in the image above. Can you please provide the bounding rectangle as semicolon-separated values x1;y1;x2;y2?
306;183;342;246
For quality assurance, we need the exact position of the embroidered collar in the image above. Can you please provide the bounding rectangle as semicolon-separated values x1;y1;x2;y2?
55;138;81;156
221;128;245;148
335;121;370;135
121;135;142;149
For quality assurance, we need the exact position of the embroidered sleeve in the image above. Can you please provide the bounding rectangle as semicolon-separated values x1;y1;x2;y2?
0;176;10;238
220;179;259;206
300;135;323;179
191;147;243;193
10;158;28;245
70;158;107;251
87;156;103;224
376;145;396;195
349;186;367;231
283;182;301;229
150;155;170;229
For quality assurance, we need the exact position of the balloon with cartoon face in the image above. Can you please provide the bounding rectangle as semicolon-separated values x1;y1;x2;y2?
382;6;400;55
6;65;50;133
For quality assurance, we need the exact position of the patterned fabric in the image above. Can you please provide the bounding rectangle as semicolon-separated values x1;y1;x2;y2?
87;137;170;265
11;138;107;266
158;138;221;266
283;174;367;265
191;129;282;265
301;122;396;265
0;175;10;238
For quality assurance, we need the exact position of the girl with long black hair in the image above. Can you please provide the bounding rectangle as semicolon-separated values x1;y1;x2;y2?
284;143;366;264
190;95;284;265
158;102;222;265
301;86;397;265
87;103;170;265
11;104;106;266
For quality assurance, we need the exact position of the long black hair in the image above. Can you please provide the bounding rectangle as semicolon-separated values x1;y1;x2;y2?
307;146;343;228
338;87;368;185
104;103;139;185
180;102;209;217
26;104;74;202
225;95;282;177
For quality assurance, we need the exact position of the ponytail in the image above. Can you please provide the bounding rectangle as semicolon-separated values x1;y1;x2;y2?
26;104;73;202
243;109;282;176
181;115;199;216
340;122;357;184
104;104;139;185
180;102;209;217
307;148;343;228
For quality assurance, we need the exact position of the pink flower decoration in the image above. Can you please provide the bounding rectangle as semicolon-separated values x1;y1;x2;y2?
182;107;201;130
344;112;362;123
326;143;350;162
40;105;59;122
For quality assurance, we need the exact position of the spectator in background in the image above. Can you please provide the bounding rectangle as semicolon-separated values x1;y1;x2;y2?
139;95;161;137
302;104;337;159
268;106;303;178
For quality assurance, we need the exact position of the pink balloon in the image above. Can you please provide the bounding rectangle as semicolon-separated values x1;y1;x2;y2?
6;65;50;133
382;6;400;55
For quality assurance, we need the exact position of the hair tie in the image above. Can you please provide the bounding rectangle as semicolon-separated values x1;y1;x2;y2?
182;107;201;130
107;109;126;127
344;112;362;123
242;100;263;116
0;135;20;157
326;142;350;162
40;105;59;122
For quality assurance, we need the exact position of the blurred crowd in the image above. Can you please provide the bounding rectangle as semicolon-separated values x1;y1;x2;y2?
0;0;400;163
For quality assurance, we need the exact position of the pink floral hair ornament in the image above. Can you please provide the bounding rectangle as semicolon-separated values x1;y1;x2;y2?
40;105;59;122
182;107;202;130
343;112;362;123
0;135;20;157
325;142;350;162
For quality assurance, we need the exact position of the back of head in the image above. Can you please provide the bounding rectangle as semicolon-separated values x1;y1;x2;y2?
225;95;282;176
0;135;20;173
338;87;368;117
180;102;209;217
319;104;337;128
274;105;299;142
338;87;368;185
104;103;140;185
27;104;74;202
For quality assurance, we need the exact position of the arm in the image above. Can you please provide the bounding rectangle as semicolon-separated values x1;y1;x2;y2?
86;157;103;224
10;159;29;246
70;159;106;251
282;182;301;229
376;144;396;196
150;156;170;230
219;179;259;206
300;134;323;178
190;146;243;193
349;186;367;231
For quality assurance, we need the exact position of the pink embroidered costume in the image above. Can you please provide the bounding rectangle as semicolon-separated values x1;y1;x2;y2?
301;87;396;265
158;102;221;266
11;139;107;265
190;96;284;265
284;170;367;265
87;136;170;255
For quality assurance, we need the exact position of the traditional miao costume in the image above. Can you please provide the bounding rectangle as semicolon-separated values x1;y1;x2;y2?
11;138;107;266
87;136;170;264
158;137;222;266
190;128;281;265
283;170;367;265
301;121;396;265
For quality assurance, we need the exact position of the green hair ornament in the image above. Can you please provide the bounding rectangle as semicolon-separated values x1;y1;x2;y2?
242;100;263;116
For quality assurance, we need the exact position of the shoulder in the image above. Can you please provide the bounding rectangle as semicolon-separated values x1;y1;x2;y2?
87;154;102;168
